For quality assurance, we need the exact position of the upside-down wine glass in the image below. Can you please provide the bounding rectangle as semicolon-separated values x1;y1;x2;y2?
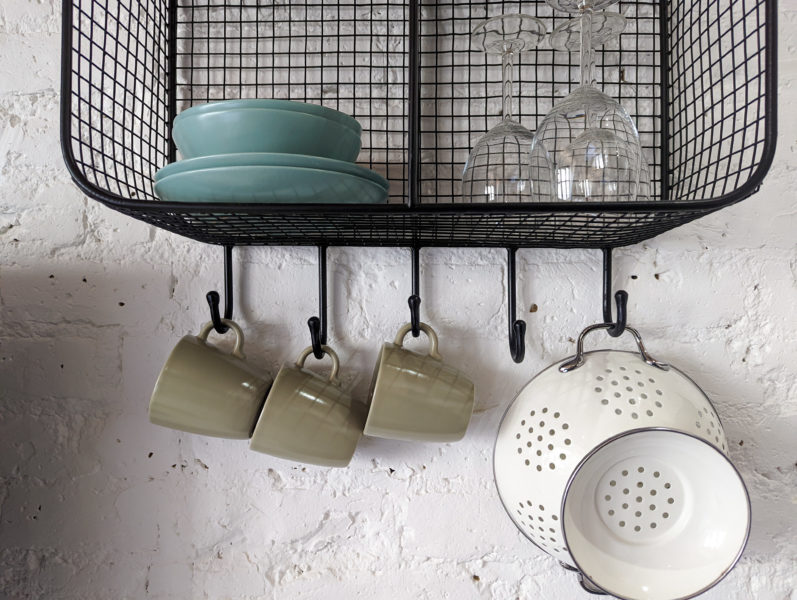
461;14;546;203
529;0;652;203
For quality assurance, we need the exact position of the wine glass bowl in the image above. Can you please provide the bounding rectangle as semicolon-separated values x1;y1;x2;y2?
530;86;645;202
462;120;535;203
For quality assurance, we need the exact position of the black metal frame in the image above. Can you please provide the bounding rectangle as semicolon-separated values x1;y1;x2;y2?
60;0;778;249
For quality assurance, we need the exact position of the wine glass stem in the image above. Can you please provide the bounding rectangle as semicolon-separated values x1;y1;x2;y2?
579;8;596;126
502;48;515;122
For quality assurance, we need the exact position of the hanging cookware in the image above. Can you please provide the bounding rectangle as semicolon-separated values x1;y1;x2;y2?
493;324;750;600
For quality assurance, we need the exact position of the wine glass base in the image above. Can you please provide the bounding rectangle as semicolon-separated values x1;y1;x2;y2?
545;0;621;14
471;14;546;54
549;12;627;51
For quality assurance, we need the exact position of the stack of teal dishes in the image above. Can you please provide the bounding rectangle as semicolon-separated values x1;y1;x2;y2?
154;100;389;204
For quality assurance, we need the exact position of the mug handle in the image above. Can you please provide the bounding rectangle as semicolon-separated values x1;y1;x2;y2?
295;344;341;385
197;319;246;360
393;322;443;361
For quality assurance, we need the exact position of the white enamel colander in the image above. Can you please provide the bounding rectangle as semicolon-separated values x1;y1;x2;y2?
493;324;750;600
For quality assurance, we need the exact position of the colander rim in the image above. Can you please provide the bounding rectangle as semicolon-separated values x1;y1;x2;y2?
559;427;752;600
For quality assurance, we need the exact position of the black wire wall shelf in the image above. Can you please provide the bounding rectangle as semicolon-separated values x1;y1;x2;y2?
60;0;777;249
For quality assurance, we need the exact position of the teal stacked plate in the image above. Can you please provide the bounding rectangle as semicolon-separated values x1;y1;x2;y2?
154;153;389;204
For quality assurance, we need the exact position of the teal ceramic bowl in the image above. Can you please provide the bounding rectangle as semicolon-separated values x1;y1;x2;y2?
173;101;362;161
176;100;362;134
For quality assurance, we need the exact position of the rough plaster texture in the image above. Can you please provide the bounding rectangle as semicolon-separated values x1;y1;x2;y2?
1;1;796;599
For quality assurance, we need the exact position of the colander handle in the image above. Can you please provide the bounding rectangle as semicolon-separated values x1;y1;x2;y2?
558;324;669;373
577;572;609;595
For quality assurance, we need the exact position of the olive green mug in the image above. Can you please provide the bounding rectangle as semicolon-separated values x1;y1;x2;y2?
364;322;475;442
148;319;272;439
249;345;366;467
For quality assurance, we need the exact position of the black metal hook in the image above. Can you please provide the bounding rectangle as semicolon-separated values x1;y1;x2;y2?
307;245;328;359
206;245;234;334
507;247;527;363
602;248;628;338
408;246;421;337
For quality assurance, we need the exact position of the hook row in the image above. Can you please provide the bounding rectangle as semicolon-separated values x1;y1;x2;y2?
203;246;628;365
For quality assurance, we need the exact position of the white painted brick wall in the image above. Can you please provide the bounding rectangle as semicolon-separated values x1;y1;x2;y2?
1;1;795;599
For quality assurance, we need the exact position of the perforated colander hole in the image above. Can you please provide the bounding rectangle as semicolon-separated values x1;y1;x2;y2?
542;408;548;414
554;412;560;418
651;522;657;529
601;399;609;405
609;480;616;487
596;375;604;381
515;433;521;439
615;408;622;415
611;380;619;386
564;439;572;445
619;521;626;527
663;512;670;518
530;410;536;416
664;482;671;489
655;389;663;395
628;398;637;405
614;392;621;398
595;387;603;392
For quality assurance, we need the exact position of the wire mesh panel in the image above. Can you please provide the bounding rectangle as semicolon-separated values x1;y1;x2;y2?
667;0;772;202
62;0;171;202
60;0;777;248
